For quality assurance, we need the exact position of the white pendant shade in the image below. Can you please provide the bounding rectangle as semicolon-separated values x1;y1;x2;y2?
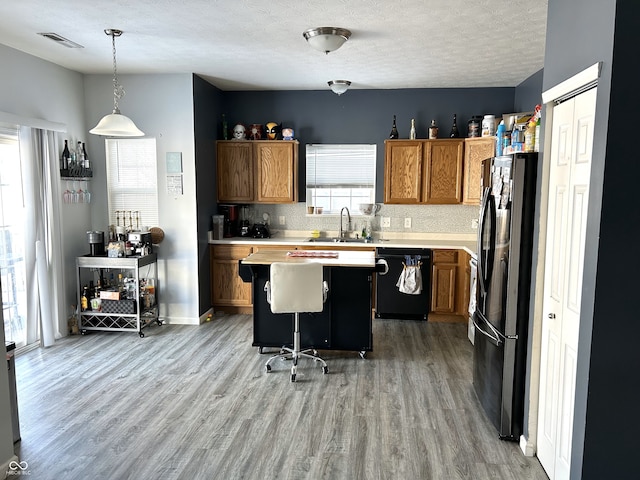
328;80;351;95
303;27;351;54
90;29;144;137
90;111;144;137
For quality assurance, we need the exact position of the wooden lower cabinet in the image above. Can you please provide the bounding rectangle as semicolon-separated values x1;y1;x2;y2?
210;245;253;314
431;250;458;313
430;249;473;317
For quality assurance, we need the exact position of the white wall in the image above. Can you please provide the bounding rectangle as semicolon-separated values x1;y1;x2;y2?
84;73;200;324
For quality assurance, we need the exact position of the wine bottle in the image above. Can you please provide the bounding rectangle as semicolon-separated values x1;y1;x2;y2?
449;114;460;138
82;142;90;169
409;119;416;139
428;119;438;139
61;140;70;170
77;141;84;167
389;115;399;139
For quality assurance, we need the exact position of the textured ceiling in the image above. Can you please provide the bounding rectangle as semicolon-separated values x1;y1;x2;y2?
0;0;548;91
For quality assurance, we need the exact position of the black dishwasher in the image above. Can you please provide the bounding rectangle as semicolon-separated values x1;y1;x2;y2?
375;247;431;320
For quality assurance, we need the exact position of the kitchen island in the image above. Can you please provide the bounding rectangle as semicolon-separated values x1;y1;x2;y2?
239;249;381;356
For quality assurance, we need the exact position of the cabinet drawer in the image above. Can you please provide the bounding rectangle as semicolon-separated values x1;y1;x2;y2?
212;245;252;259
432;249;458;264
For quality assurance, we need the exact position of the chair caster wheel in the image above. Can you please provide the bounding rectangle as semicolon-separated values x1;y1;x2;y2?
139;332;145;338
265;364;271;373
322;366;328;375
291;373;296;382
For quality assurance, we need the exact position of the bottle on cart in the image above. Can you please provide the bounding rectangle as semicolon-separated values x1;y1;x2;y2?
81;285;89;311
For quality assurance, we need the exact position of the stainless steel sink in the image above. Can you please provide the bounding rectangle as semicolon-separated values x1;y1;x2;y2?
305;237;370;243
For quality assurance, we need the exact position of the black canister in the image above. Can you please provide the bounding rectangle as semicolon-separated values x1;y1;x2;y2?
467;116;482;137
87;230;105;256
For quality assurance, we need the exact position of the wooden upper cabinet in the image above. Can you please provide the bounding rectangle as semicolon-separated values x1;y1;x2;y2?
463;137;495;205
384;140;423;204
217;141;254;203
255;141;298;203
423;139;464;204
216;140;298;204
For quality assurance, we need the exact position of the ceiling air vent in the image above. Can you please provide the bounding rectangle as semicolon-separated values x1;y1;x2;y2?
37;32;84;49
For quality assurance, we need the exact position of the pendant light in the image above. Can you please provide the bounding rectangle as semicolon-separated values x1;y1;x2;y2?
90;29;144;137
328;80;351;95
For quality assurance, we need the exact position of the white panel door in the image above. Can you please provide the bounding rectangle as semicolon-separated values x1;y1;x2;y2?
537;87;597;480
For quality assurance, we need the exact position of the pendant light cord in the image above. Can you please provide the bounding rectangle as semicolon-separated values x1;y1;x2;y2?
107;29;126;114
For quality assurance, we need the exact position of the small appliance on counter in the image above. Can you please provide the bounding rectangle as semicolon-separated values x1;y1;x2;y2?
128;231;153;256
87;231;105;256
251;222;271;239
219;204;239;238
239;205;252;237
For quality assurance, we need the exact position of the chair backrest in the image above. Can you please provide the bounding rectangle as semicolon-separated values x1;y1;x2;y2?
269;262;324;314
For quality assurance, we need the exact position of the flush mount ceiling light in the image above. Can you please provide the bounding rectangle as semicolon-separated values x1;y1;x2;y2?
90;29;144;137
328;80;351;95
303;27;351;54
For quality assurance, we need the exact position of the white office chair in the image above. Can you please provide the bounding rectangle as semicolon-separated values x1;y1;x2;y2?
264;262;329;382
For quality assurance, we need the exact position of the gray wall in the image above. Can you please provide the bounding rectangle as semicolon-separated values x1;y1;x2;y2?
223;87;515;203
84;73;202;323
543;0;638;478
193;75;223;314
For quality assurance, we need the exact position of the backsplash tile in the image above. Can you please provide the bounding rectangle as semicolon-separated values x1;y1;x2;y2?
247;203;480;236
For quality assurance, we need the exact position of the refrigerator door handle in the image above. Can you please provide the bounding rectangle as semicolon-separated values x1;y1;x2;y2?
478;188;497;294
473;316;502;346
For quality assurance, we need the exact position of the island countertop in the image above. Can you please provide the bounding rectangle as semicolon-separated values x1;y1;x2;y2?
240;249;377;268
211;231;477;258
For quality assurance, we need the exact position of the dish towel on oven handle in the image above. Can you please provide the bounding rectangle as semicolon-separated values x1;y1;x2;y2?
396;255;423;295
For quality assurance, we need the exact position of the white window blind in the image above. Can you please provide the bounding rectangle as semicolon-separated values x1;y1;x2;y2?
306;144;376;187
305;144;376;215
106;138;159;228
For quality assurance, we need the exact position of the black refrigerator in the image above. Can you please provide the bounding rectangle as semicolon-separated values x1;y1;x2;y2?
472;152;537;441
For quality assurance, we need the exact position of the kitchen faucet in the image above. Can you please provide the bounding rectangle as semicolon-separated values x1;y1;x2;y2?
339;207;351;239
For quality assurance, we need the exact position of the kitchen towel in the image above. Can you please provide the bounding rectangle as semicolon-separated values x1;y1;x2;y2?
396;256;423;295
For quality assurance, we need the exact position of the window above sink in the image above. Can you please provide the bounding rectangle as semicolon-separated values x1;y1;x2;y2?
305;144;376;216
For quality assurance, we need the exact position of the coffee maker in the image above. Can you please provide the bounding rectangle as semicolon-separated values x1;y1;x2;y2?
218;204;239;238
239;205;252;237
87;231;105;256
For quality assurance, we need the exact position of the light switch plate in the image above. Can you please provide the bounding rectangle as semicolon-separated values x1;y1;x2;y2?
404;217;412;228
381;217;390;228
278;216;286;225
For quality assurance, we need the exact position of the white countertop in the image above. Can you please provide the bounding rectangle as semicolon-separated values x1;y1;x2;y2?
209;230;477;258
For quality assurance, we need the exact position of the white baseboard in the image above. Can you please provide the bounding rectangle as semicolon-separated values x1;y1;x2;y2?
520;434;536;457
1;454;21;479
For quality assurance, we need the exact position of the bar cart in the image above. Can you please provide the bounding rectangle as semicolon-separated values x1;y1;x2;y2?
76;253;160;337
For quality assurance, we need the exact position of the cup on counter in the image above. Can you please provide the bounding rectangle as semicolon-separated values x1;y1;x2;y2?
315;207;323;214
307;206;315;214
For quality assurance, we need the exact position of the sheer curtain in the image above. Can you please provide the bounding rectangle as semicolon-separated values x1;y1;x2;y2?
19;127;64;347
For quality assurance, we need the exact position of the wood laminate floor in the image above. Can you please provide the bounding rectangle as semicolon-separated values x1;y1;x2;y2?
12;315;548;480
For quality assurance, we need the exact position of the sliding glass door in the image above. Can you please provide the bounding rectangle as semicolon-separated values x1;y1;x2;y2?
0;127;31;348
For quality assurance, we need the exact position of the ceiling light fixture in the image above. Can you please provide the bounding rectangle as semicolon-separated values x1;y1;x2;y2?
303;27;352;54
90;29;144;137
328;80;351;95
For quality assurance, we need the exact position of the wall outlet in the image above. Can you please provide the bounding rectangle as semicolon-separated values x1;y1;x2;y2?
381;217;391;228
471;218;479;229
278;215;286;225
404;217;412;228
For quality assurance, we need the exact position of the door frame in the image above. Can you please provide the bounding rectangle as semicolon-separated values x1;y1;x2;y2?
520;62;602;459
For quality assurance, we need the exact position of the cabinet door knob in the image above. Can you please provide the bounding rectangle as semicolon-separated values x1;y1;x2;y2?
548;313;556;319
